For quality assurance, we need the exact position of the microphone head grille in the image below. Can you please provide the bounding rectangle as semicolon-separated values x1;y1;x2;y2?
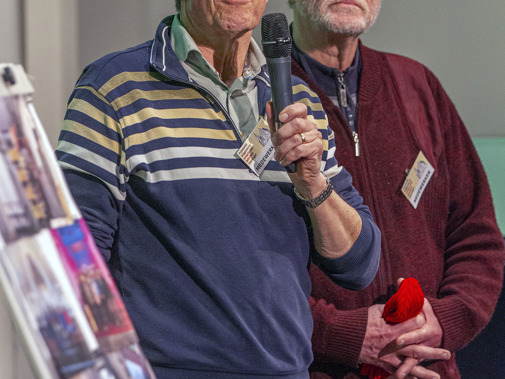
261;13;291;58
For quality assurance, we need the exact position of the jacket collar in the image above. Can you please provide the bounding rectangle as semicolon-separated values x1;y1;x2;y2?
291;41;384;105
357;42;385;104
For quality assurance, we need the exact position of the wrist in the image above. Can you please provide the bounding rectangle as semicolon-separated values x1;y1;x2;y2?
294;172;333;208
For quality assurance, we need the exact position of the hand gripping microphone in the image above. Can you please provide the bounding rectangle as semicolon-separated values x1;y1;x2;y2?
261;13;296;173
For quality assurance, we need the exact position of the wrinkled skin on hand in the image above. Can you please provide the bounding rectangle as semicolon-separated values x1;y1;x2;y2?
360;280;449;379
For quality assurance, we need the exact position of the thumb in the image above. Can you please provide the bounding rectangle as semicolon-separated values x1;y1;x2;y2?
397;277;405;287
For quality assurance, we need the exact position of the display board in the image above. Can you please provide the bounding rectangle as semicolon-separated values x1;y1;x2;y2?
0;64;156;379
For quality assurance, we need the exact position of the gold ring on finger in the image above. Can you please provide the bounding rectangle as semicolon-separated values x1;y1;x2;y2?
300;133;306;144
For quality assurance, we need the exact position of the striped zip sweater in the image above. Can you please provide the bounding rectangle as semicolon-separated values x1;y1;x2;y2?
56;16;380;379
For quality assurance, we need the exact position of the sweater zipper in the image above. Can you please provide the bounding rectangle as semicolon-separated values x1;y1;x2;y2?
151;64;243;140
187;82;242;139
337;73;360;157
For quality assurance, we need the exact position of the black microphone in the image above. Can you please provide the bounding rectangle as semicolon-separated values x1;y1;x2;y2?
261;13;296;173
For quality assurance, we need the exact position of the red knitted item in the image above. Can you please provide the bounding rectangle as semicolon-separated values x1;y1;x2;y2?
361;278;425;379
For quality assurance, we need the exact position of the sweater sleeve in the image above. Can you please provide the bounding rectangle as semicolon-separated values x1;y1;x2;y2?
313;132;381;291
425;67;505;352
55;76;126;262
293;78;381;290
312;209;381;291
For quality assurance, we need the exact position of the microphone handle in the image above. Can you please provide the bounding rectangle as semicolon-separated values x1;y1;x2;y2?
267;56;297;173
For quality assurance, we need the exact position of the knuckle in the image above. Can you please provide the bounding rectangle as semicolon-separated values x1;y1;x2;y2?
291;118;305;130
411;349;421;360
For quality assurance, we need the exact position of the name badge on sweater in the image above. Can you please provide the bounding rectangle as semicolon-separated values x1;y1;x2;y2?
401;151;434;209
235;118;275;177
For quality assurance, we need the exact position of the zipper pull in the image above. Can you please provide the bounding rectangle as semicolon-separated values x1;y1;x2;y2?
352;131;360;157
337;74;348;108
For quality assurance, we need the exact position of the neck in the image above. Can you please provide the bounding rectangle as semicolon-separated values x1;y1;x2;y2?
180;14;251;86
292;14;359;72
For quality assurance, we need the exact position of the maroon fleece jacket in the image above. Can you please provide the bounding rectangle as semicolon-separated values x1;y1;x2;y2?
292;44;505;378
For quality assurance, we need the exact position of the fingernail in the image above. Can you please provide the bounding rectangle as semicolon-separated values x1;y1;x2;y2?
279;112;288;122
398;339;405;346
442;352;450;359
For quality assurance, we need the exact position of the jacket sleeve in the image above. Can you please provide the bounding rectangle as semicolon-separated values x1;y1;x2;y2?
424;67;505;352
309;264;368;367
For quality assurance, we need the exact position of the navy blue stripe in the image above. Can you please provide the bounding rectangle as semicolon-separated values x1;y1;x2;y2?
122;117;235;137
56;151;125;191
58;130;122;165
130;155;247;173
125;137;240;156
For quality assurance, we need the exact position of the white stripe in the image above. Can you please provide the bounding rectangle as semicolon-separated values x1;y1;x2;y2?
259;169;291;183
133;165;292;184
327;146;336;159
126;146;237;172
57;140;125;183
324;164;343;179
161;26;169;71
59;161;126;201
134;166;255;183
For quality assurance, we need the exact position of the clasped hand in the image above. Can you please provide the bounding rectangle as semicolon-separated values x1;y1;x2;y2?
360;294;450;379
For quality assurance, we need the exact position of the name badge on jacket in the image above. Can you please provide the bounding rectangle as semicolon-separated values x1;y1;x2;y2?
401;151;435;209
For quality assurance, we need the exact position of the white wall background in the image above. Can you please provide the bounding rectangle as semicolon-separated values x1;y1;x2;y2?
0;0;23;64
75;0;505;140
1;1;38;377
1;1;504;378
361;0;505;137
24;0;79;149
5;0;504;149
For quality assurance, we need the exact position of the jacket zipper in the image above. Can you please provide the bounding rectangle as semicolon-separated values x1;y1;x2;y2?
337;73;360;157
352;131;360;157
337;73;348;108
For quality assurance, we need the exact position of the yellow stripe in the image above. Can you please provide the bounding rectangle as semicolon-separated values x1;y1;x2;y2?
323;138;329;152
307;114;328;130
294;84;328;149
293;83;317;97
295;96;324;113
99;71;163;96
293;84;324;112
111;88;204;109
306;114;329;152
68;91;121;134
62;119;120;153
126;126;237;147
120;107;227;127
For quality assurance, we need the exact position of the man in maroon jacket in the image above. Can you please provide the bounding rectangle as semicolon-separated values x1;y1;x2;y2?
288;0;505;378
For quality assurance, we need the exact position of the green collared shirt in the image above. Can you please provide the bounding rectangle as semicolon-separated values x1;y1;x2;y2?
170;15;266;138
